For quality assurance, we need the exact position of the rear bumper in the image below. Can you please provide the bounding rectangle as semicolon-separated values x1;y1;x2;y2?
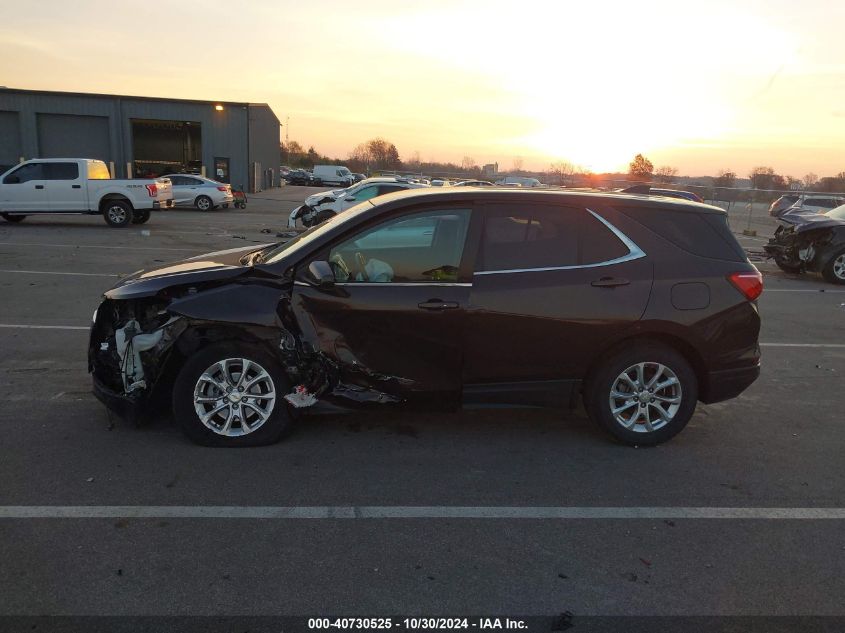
700;363;760;404
152;199;174;210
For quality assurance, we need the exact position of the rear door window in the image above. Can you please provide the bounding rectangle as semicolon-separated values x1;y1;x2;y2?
478;204;580;271
44;163;80;180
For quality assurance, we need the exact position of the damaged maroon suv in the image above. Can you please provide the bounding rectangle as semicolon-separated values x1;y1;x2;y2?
89;189;762;446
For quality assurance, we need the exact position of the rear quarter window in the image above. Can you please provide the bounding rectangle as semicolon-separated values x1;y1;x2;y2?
617;206;746;262
87;161;110;180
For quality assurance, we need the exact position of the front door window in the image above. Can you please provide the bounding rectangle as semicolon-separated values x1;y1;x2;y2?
327;209;471;283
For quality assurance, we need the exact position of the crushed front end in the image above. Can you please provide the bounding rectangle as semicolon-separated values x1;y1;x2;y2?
89;297;187;422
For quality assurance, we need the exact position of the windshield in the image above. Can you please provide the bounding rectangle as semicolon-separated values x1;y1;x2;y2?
262;201;375;264
826;204;845;220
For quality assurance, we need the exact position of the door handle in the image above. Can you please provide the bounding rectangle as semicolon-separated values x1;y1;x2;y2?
418;299;459;310
591;276;630;288
35;185;44;190
72;184;81;189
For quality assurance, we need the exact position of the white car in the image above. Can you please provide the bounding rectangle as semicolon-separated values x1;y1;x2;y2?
495;176;543;187
289;178;429;227
312;164;355;187
781;195;845;218
163;174;234;211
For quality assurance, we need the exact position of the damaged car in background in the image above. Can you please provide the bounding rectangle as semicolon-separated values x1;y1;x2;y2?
288;177;429;228
764;203;845;284
90;188;762;447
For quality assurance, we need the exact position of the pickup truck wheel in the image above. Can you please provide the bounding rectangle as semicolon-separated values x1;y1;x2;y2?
131;210;151;224
195;195;213;211
103;201;133;227
1;213;25;223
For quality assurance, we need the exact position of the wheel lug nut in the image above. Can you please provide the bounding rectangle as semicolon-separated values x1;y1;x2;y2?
238;386;244;392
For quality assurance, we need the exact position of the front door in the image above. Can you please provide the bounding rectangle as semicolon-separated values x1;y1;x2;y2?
291;206;474;404
214;157;230;184
1;162;49;212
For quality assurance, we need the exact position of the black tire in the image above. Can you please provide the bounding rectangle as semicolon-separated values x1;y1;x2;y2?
102;200;133;227
131;210;151;224
195;195;213;211
1;213;25;223
172;341;294;447
822;248;845;285
584;342;698;446
774;258;802;274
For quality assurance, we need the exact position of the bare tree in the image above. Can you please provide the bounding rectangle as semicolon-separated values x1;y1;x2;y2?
512;157;524;173
461;156;477;172
748;166;777;190
802;173;818;190
714;169;736;188
628;154;654;181
549;160;576;186
654;165;679;183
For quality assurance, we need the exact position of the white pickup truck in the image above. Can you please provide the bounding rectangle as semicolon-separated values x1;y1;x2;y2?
0;158;174;227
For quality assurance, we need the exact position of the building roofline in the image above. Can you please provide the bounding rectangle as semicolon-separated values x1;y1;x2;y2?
0;87;273;110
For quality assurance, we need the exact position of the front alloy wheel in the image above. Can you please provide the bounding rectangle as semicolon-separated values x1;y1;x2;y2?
193;358;276;437
823;250;845;285
173;342;293;446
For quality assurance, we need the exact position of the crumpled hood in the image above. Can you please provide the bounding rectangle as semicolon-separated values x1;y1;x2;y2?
779;211;845;233
105;243;273;300
305;188;345;206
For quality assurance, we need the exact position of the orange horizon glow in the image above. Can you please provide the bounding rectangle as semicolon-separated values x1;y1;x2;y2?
2;0;844;177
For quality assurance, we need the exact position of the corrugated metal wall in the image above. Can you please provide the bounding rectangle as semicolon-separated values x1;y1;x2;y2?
247;104;282;191
0;111;22;170
0;89;266;189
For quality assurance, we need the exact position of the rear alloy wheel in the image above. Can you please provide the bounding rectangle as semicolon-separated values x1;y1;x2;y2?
1;213;25;223
822;249;845;285
195;195;213;211
173;342;293;446
103;200;133;227
585;343;698;446
131;210;151;224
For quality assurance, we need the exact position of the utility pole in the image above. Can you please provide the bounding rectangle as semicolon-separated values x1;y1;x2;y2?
285;116;289;144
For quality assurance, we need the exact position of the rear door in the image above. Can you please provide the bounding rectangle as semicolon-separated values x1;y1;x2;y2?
43;162;86;211
464;202;653;393
291;204;474;404
0;162;49;212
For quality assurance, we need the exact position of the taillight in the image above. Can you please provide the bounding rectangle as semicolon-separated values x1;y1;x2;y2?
728;270;763;301
217;186;229;192
145;184;158;197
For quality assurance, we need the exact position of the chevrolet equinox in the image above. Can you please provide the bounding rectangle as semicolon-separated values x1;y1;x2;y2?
89;189;762;447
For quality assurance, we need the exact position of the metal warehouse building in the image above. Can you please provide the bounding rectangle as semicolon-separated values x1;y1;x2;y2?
0;88;281;192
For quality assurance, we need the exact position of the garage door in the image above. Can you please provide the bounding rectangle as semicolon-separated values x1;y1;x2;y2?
37;113;111;162
0;111;22;171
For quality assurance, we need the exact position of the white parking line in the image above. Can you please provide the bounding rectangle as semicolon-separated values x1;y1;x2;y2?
0;324;89;331
0;269;118;278
0;241;202;253
761;343;845;348
764;288;845;293
0;506;843;519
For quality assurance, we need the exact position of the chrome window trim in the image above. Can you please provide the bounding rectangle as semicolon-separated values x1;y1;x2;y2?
294;281;472;287
474;208;646;277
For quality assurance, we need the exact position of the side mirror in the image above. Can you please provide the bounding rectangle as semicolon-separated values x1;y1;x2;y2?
344;196;356;202
306;260;335;289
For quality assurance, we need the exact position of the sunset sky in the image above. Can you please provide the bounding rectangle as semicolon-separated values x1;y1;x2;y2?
2;0;844;176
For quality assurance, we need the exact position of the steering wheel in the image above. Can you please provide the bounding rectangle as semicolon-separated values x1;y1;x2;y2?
355;252;370;282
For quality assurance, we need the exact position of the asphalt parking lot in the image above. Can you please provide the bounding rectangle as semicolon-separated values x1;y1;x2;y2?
1;187;844;628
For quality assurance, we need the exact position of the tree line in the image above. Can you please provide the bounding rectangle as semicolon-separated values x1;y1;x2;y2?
280;142;845;192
